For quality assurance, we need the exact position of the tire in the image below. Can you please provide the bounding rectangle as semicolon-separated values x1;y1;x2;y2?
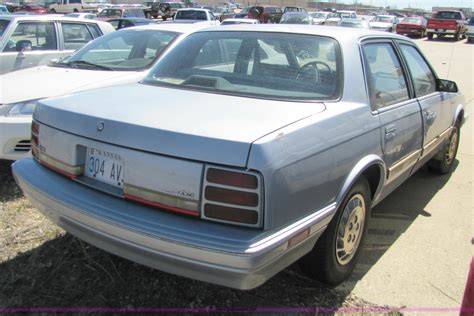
454;32;460;41
427;32;433;40
299;177;371;285
145;12;151;19
428;121;460;174
49;8;56;13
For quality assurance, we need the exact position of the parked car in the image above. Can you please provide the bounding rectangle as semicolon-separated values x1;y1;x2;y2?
65;12;97;19
13;26;466;290
325;10;357;26
212;6;234;22
283;6;307;14
247;5;283;23
0;15;114;75
0;23;205;161
220;18;259;25
14;4;48;14
309;11;330;25
369;15;399;32
280;12;312;25
396;16;427;37
107;17;156;29
151;1;185;20
173;8;220;25
338;18;370;29
96;7;146;20
426;10;467;41
232;5;251;18
48;0;104;14
466;16;474;42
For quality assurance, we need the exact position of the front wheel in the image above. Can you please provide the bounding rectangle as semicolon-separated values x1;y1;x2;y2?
429;122;460;174
299;178;371;285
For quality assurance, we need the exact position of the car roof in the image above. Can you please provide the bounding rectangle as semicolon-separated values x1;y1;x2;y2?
203;24;409;42
108;17;152;22
177;8;210;12
127;22;209;34
0;14;107;23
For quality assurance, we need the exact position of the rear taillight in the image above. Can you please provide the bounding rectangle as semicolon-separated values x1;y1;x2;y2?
31;120;40;159
202;166;263;228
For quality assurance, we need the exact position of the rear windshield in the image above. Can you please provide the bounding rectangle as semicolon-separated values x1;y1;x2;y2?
0;19;10;37
402;17;421;24
434;11;462;20
143;31;341;101
175;10;207;20
469;17;474;25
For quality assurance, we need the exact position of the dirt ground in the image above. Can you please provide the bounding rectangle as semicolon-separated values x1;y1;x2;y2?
0;160;402;313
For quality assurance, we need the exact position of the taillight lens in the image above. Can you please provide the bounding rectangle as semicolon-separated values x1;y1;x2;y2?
202;166;262;228
31;120;40;159
206;168;258;189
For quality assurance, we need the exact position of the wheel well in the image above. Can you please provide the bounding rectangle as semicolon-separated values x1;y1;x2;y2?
361;164;381;200
457;110;464;125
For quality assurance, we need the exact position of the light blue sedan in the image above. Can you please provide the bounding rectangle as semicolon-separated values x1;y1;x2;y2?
13;25;466;289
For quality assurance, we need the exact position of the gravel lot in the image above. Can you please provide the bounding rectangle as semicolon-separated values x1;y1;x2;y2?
0;160;402;312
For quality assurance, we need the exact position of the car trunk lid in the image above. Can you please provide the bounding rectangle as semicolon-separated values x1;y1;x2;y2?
35;83;325;167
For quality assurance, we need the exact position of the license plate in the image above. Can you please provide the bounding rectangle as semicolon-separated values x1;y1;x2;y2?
85;147;123;188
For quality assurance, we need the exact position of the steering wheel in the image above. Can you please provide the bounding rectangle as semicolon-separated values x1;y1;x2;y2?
296;61;331;83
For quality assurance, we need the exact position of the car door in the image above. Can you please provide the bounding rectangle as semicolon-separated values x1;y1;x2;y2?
361;40;423;188
397;42;453;164
0;21;60;75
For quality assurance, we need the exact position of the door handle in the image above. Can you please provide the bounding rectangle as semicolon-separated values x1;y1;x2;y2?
385;125;397;140
425;111;437;121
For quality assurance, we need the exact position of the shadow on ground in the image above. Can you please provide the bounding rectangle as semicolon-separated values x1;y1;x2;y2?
0;160;23;202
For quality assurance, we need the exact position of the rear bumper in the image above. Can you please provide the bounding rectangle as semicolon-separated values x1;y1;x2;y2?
0;115;32;161
427;28;457;34
13;158;335;290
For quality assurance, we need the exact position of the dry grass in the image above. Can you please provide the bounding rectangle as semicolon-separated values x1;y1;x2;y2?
0;160;401;314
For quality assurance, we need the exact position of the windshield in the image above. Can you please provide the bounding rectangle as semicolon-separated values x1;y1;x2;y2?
280;13;311;24
52;29;179;71
143;31;341;101
0;19;10;37
402;17;421;24
239;6;251;14
374;16;393;22
175;10;207;20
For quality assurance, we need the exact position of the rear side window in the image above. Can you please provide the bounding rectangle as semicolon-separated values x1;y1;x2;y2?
399;44;436;97
62;23;93;50
0;19;10;37
87;24;101;38
362;42;409;109
4;22;57;52
145;31;341;100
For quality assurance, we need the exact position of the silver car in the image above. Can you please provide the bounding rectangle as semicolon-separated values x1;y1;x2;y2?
13;25;466;290
0;15;114;75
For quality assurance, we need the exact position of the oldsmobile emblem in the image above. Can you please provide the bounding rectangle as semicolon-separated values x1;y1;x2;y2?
97;122;105;132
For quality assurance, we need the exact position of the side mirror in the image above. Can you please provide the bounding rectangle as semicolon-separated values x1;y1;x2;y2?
437;79;458;93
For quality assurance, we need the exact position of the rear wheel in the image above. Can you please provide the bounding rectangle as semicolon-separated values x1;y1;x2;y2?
73;8;78;12
427;32;433;40
429;121;460;174
49;8;56;13
299;178;371;285
454;32;460;41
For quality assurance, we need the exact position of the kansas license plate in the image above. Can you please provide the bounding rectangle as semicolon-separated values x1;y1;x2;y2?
85;147;123;188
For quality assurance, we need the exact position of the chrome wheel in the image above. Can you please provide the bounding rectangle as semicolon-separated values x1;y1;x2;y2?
445;127;459;166
335;194;366;265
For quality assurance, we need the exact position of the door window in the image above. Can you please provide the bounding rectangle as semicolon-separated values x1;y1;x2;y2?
62;23;94;50
399;44;437;97
363;42;409;109
4;22;57;52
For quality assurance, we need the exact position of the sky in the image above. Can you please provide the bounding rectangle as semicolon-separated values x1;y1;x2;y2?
335;0;474;10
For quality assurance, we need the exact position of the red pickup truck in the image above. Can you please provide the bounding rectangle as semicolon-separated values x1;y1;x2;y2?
427;10;468;41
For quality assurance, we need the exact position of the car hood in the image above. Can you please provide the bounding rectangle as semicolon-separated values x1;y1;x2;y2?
369;21;392;28
35;83;325;167
0;65;144;104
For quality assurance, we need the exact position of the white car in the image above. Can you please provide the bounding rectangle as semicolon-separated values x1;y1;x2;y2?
0;23;205;161
0;15;114;75
325;10;357;26
173;8;221;26
369;15;399;32
309;11;330;25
